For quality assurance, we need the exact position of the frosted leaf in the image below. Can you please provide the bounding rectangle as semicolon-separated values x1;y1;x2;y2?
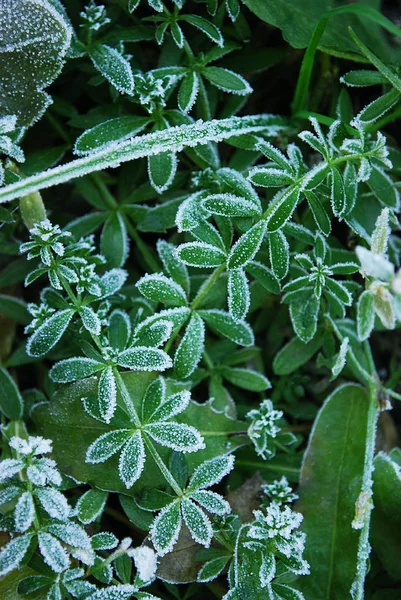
174;313;205;379
188;455;235;491
0;533;32;576
141;377;166;423
98;367;117;424
201;193;261;217
332;337;349;379
371;207;390;255
46;522;92;551
263;476;298;505
129;546;158;582
371;281;396;329
0;458;24;481
14;491;35;532
76;489;108;525
227;221;267;270
246;399;283;460
26;308;74;358
148;151;177;194
248;166;294;188
136;273;188;307
357;290;375;341
99;268;128;298
80;0;110;31
50;357;104;383
80;306;101;335
26;458;62;487
182;498;213;547
249;505;303;541
91;532;119;550
175;192;206;232
145;422;205;453
157;239;190;295
35;487;71;520
88;584;137;600
38;531;70;573
198;309;254;347
86;429;132;464
0;485;22;505
228;269;250;322
191;490;230;516
197;555;229;583
0;0;72;127
147;390;191;423
203;66;252;96
90;45;134;96
117;347;172;371
134;306;190;336
151;499;182;556
356;246;394;281
175;241;226;268
9;435;52;456
135;319;174;348
259;552;276;587
118;431;145;488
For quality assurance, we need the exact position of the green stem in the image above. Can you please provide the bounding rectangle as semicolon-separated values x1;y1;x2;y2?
191;264;226;311
122;215;161;273
143;434;183;496
113;369;141;426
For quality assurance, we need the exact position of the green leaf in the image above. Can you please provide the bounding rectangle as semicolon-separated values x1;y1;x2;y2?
199;309;254;346
265;187;300;232
228;269;250;322
86;430;132;464
118;431;145;488
0;0;72;127
180;15;223;47
100;213;129;268
176;242;226;268
202;194;260;217
0;367;24;420
269;230;289;279
89;45;134;95
117;347;172;371
203;66;252;95
289;290;319;342
136;274;187;307
273;331;323;375
157;239;190;295
174;313;205;379
246;260;280;294
227;221;266;269
305;191;331;236
297;384;370;599
0;534;33;577
0;295;30;325
370;451;401;580
357;88;401;123
221;367;270;391
148;151;177;194
357;290;375;341
151;500;182;556
74;116;150;155
367;165;400;210
32;372;246;495
178;72;200;114
26;309;74;358
50;357;104;383
341;69;387;87
181;498;212;546
76;489;108;524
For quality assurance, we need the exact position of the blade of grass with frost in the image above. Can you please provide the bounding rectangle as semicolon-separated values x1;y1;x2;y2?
0;115;285;204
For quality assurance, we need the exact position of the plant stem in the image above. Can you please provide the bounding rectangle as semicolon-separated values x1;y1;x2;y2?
113;369;141;427
143;434;183;496
122;215;161;273
191;264;226;310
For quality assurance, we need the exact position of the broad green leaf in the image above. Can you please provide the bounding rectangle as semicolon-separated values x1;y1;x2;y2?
0;367;23;420
89;44;134;95
297;384;370;599
357;290;375;341
117;347;172;371
367;165;400;210
0;0;72;127
221;367;270;391
32;372;246;495
246;260;280;294
370;451;401;580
